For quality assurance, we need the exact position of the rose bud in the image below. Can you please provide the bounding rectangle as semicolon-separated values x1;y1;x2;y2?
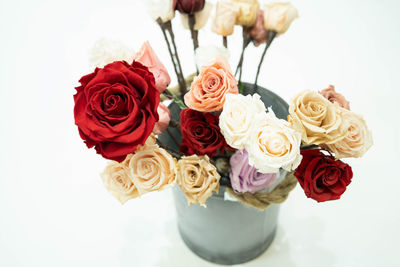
263;2;298;35
176;0;205;15
146;0;177;23
294;149;353;202
180;2;213;30
233;0;260;27
319;85;350;110
153;103;171;135
248;10;268;47
211;0;240;36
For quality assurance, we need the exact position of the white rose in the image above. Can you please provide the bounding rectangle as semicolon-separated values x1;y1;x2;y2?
324;109;373;159
219;93;266;150
146;0;176;23
211;0;240;36
101;161;138;204
246;108;302;174
194;45;230;70
180;2;213;30
263;2;298;35
89;38;134;69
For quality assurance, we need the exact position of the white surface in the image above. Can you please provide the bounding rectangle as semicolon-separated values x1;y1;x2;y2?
1;0;399;266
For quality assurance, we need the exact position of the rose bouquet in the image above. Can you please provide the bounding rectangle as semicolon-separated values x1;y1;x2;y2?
73;0;373;263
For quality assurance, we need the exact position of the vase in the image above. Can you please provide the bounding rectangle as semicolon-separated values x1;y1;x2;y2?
158;83;289;265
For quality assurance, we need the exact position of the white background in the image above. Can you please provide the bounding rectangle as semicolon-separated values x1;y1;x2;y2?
1;0;399;266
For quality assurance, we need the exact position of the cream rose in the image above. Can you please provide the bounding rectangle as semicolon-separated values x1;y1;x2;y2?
127;143;177;195
177;155;220;207
194;45;230;71
146;0;176;23
211;0;239;36
233;0;260;27
246;109;302;174
219;93;266;150
263;2;298;34
180;2;213;30
101;161;138;204
89;38;134;69
288;90;348;145
324;109;373;159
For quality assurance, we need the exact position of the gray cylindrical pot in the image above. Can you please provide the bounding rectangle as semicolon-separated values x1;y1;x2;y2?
158;83;289;265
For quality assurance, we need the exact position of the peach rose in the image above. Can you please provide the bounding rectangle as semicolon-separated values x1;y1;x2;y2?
288;90;348;145
248;10;268;47
211;0;239;36
101;161;138;204
134;41;171;93
153;103;171;135
320;85;350;110
184;57;238;112
177;155;220;207
127;143;177;195
324;109;373;159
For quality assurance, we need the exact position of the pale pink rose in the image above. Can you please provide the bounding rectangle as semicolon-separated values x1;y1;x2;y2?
134;41;171;93
248;10;267;47
153;103;171;135
184;57;238;112
320;85;350;110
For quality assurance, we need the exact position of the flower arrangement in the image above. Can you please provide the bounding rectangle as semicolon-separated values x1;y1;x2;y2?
73;0;372;207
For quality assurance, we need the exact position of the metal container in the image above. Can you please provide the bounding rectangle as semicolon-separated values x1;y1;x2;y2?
158;83;289;265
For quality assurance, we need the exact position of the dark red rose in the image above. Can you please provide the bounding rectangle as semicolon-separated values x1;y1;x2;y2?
176;0;205;14
180;109;229;157
74;61;160;162
294;149;353;202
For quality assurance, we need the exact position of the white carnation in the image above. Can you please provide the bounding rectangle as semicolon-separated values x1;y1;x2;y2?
219;93;266;150
246;108;302;174
89;38;134;69
195;45;230;70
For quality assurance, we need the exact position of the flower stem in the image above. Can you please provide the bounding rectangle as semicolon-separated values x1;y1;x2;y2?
235;27;251;85
163;89;187;109
188;14;199;74
223;36;228;48
253;31;277;92
156;138;183;159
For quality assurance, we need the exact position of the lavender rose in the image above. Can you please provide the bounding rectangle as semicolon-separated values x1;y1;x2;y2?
230;150;278;193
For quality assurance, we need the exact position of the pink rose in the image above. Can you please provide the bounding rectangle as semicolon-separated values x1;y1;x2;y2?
184;57;238;112
248;10;267;47
320;85;350;110
153;103;171;135
134;41;171;93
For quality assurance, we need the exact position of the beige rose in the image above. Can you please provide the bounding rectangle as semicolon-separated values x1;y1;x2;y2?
323;109;373;159
177;155;220;207
263;2;298;34
127;143;177;195
320;85;350;110
101;161;138;204
180;2;213;30
211;0;240;36
233;0;260;27
288;90;348;145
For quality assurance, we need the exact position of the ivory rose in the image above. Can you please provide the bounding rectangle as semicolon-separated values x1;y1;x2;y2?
180;2;213;30
246;109;302;174
211;0;239;36
263;2;298;34
324;109;373;159
89;38;134;69
153;103;171;135
194;45;230;71
233;0;260;27
146;0;177;23
219;93;265;150
320;85;350;110
127;143;177;195
101;161;138;204
184;57;238;112
288;90;348;145
248;10;268;47
177;155;220;206
134;41;171;93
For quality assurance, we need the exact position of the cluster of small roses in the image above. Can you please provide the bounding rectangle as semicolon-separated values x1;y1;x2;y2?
288;87;373;202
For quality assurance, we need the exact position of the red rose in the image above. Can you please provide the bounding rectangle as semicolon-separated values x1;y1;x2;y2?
294;149;353;202
176;0;205;14
74;61;160;162
180;109;229;157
